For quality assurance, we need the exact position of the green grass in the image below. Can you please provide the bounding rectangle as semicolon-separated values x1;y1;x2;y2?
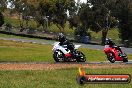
4;17;20;27
4;17;37;28
0;40;132;62
0;67;131;88
0;40;53;62
80;48;106;62
48;22;74;35
89;29;120;43
0;33;26;38
90;29;120;40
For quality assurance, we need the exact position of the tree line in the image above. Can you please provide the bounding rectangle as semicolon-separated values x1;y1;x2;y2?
0;0;132;44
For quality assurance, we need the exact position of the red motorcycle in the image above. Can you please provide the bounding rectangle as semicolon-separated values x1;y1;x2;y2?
104;45;128;63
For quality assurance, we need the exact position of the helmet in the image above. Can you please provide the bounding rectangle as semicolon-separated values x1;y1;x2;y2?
105;38;112;45
58;33;66;42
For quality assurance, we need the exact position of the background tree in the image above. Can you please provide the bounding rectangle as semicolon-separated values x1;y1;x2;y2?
10;0;25;27
34;0;54;32
8;0;35;28
4;0;132;46
88;0;118;44
68;0;118;44
51;0;75;33
0;12;4;27
27;0;75;33
68;1;92;37
0;0;7;27
21;2;32;28
0;0;7;12
114;0;132;43
67;0;78;29
77;3;93;36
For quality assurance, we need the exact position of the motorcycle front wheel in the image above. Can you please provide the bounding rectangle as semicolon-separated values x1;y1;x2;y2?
76;51;86;62
53;50;65;62
122;53;128;62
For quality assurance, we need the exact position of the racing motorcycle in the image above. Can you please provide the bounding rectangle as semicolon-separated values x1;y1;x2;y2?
52;42;86;62
104;45;128;63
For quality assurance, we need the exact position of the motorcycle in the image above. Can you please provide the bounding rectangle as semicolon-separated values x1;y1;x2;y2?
104;45;128;63
52;42;86;62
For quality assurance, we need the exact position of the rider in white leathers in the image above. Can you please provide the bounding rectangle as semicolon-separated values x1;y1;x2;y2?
58;33;74;57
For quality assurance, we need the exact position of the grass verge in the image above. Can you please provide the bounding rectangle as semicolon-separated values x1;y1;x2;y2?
0;67;131;88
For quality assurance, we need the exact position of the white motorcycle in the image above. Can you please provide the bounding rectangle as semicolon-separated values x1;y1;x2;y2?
52;42;86;62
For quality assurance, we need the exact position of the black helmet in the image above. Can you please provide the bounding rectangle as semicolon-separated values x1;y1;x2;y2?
58;33;66;42
105;38;112;45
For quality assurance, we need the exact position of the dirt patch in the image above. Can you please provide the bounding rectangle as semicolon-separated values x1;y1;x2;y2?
0;63;131;70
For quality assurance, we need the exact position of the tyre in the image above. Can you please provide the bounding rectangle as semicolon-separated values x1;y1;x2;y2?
122;53;128;62
107;53;115;63
123;58;128;62
76;51;86;62
53;50;65;62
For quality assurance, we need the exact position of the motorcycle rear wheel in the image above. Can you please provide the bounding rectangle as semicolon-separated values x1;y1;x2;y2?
107;53;115;63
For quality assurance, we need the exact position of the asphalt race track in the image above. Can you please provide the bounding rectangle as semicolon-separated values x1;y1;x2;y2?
0;60;132;64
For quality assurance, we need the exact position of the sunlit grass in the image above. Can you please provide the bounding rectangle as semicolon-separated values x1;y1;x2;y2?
0;67;131;88
89;28;120;43
4;17;37;28
0;40;53;62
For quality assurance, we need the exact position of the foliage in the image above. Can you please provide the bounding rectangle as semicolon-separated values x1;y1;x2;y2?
0;0;7;12
0;12;4;27
8;0;76;32
68;0;119;44
113;0;132;42
88;0;119;44
1;0;132;44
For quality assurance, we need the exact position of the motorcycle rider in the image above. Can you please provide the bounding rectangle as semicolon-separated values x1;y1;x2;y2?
105;38;115;47
58;33;74;58
105;38;122;54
